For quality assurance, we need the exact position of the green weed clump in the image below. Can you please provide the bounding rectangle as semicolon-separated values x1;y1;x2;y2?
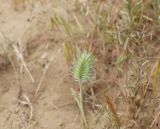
72;51;94;128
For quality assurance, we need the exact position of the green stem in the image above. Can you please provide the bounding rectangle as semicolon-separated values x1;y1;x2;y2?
79;81;88;128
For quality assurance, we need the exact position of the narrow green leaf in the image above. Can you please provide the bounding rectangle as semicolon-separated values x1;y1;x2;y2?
153;58;160;97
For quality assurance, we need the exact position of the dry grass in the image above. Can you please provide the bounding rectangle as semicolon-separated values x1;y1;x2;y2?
0;0;160;129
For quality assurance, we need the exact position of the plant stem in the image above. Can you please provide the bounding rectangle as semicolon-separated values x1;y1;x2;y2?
79;81;88;128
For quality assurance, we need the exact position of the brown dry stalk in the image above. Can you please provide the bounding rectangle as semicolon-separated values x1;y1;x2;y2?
88;32;94;53
149;111;160;129
105;95;121;129
110;0;123;28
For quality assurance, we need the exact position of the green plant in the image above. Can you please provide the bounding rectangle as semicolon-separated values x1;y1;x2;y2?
153;57;160;98
72;51;94;128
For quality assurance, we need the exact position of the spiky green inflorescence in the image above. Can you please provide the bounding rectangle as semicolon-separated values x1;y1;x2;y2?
73;51;94;83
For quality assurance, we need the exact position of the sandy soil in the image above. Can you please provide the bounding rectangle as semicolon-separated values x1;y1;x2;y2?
0;0;82;129
0;1;160;129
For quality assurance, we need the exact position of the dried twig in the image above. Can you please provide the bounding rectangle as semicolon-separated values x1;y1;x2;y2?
18;94;33;129
149;111;160;129
34;48;62;99
13;45;35;83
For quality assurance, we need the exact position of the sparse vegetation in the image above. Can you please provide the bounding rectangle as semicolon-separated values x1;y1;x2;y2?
0;0;160;129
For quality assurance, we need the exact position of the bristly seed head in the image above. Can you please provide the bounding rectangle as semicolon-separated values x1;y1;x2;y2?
73;51;94;83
